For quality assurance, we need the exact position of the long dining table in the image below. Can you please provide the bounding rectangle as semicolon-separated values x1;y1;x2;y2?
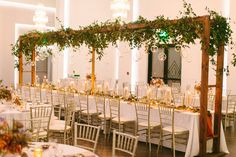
80;95;229;157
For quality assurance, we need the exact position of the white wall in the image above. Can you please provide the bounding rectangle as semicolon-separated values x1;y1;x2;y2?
0;1;55;85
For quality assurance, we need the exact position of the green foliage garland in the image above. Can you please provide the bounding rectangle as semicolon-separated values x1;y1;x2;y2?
12;2;234;68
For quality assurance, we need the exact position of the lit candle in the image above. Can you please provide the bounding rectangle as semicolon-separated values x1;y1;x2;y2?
34;148;42;157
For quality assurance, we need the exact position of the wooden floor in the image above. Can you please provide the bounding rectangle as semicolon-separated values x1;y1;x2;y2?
94;126;236;157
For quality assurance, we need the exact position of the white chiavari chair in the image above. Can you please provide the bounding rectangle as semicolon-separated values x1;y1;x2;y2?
30;105;53;141
52;90;65;120
135;102;161;152
78;93;97;124
112;130;139;157
95;95;110;138
223;95;236;130
109;98;135;135
49;102;75;144
74;123;101;153
158;105;189;157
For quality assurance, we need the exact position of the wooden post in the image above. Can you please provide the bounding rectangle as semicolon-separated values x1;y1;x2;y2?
213;45;224;152
19;39;23;86
199;16;210;157
91;48;95;94
31;49;36;85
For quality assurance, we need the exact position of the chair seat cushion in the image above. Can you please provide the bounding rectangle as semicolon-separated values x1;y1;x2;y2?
49;124;71;131
138;121;160;128
32;129;47;137
81;110;98;115
111;117;135;124
98;114;111;120
163;126;189;134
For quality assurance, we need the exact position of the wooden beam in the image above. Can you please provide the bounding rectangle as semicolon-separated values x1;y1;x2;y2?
31;49;36;85
22;15;210;39
91;48;95;94
213;45;224;152
199;16;210;157
19;39;23;86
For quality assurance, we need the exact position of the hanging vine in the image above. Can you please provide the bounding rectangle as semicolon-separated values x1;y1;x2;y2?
12;1;234;68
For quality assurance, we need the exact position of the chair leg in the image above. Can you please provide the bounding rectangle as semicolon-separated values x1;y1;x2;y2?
148;129;151;152
172;134;175;157
157;131;162;156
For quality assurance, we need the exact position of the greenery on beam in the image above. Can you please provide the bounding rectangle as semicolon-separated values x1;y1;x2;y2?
12;1;234;68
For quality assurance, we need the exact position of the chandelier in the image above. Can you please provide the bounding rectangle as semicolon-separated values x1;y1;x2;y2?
110;0;130;19
33;4;48;27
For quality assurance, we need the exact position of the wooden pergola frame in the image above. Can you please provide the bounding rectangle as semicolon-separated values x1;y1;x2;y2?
18;15;225;156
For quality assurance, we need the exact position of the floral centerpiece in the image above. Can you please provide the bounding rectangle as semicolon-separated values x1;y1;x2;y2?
0;85;12;101
194;83;201;94
0;118;30;156
150;78;164;88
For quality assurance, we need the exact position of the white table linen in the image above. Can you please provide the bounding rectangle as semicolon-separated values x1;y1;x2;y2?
23;142;98;157
77;95;229;157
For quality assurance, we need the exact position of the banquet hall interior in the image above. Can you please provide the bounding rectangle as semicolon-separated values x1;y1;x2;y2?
0;0;236;157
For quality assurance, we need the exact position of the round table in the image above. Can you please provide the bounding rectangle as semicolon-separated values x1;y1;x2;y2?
23;142;98;157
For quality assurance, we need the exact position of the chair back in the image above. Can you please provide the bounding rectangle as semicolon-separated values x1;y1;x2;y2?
135;102;150;126
95;95;106;116
226;95;236;114
65;102;75;128
112;130;138;157
158;105;174;130
52;90;65;119
65;92;75;107
109;98;120;120
30;105;52;133
74;123;101;153
78;94;89;113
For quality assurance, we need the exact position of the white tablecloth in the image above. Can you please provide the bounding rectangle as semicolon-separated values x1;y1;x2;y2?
0;102;30;126
23;142;98;157
79;95;229;157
